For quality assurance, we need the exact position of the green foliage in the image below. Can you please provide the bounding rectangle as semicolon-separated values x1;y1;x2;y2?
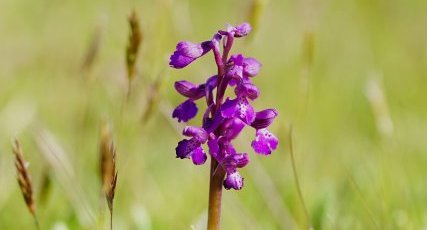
0;0;426;229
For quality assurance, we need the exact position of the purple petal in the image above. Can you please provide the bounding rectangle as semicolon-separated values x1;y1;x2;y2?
221;97;255;124
227;55;244;79
233;23;252;37
207;138;220;159
234;153;250;168
235;82;259;100
169;41;212;69
251;129;278;155
229;54;244;66
206;75;218;89
183;126;208;143
172;99;198;122
221;139;237;156
236;97;255;124
169;54;193;69
211;34;222;48
221;97;239;119
227;65;243;79
175;139;200;159
222;153;250;171
191;147;207;165
251;109;278;129
223;171;244;190
205;75;218;106
174;81;205;100
228;78;239;86
208;137;235;162
178;41;210;58
221;118;245;140
243;57;261;77
203;110;224;133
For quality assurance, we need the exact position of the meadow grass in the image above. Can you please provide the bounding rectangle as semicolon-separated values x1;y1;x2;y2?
0;0;426;229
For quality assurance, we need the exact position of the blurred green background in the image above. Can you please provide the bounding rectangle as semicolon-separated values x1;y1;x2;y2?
1;0;426;229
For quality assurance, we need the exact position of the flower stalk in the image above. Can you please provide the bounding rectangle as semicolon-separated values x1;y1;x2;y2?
207;160;226;230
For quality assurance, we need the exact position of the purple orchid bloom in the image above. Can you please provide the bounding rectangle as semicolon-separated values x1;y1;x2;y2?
169;41;212;68
170;23;278;190
172;99;198;123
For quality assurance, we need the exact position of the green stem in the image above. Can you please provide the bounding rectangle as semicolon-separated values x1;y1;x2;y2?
110;209;113;230
32;213;40;230
288;126;312;229
207;158;226;230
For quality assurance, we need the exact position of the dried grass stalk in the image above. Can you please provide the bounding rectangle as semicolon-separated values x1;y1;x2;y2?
106;170;118;214
126;10;142;97
99;122;118;230
141;76;162;123
81;25;102;73
13;139;39;229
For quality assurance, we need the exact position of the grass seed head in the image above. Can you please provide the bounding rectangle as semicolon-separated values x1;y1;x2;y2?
126;10;142;81
13;139;36;215
99;122;118;213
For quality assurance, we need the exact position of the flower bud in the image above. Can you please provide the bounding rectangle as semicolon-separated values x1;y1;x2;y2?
250;109;278;129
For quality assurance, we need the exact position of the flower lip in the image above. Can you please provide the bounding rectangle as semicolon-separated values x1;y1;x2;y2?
223;171;244;190
176;139;198;159
172;99;198;123
251;128;278;155
176;139;207;165
251;109;278;129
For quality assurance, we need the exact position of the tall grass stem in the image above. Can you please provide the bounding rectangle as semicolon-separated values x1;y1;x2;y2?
288;126;312;229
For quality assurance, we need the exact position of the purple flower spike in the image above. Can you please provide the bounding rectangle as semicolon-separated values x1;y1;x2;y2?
251;109;278;129
170;23;278;190
224;171;244;190
169;41;212;69
243;57;261;77
251;128;279;155
221;97;255;124
174;81;205;100
233;23;252;38
172;99;198;122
